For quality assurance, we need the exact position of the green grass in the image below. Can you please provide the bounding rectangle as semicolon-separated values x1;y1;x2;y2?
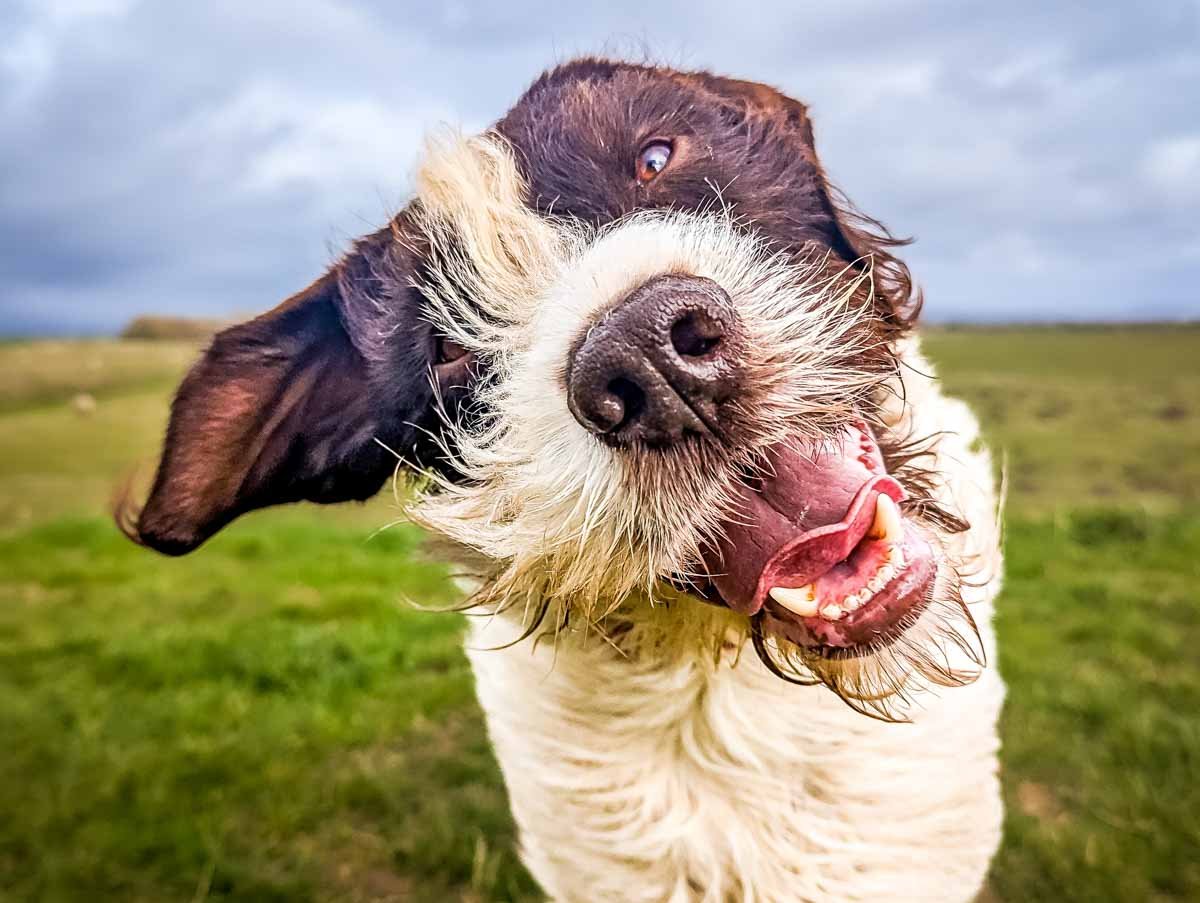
0;339;201;415
0;329;1198;901
922;327;1200;515
0;517;535;903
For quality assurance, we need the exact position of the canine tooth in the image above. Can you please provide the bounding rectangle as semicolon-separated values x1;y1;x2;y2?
820;603;844;620
868;493;905;543
769;585;819;617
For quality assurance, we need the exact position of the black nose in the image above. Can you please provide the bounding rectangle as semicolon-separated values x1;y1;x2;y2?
567;274;743;447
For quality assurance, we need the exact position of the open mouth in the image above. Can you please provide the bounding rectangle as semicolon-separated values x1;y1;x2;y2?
701;423;937;653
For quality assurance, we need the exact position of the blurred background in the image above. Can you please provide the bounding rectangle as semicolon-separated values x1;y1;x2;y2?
1;2;1197;901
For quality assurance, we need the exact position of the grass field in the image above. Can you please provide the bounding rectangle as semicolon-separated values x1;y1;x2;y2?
1;328;1198;902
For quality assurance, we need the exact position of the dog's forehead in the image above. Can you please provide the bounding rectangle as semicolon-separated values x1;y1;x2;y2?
490;59;818;224
500;59;810;129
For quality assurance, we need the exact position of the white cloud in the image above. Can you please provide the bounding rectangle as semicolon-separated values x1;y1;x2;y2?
1;0;1197;331
964;230;1063;276
979;48;1066;92
1141;135;1200;202
1;0;134;106
165;82;453;197
40;0;136;24
0;27;53;90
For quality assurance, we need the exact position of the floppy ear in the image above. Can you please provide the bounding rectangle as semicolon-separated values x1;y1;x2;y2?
821;184;923;328
753;83;923;327
693;72;922;326
117;268;397;556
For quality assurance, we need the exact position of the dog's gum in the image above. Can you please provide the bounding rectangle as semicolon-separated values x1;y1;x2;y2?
769;535;909;622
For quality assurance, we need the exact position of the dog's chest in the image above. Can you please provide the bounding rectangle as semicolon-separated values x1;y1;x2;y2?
465;618;1004;903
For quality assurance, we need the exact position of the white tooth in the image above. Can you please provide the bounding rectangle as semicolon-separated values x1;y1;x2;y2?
769;585;819;617
870;493;905;543
821;603;844;620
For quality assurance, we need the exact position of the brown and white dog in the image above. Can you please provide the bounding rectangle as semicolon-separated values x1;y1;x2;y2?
120;59;1004;902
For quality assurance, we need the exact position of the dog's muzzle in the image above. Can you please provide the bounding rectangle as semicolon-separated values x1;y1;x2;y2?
563;273;940;656
565;274;744;447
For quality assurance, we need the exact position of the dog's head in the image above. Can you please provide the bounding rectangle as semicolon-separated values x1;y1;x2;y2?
119;59;985;719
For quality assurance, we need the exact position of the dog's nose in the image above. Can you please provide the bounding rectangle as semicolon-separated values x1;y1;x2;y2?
567;274;742;447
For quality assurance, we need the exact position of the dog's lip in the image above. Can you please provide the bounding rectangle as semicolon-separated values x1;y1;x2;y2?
736;475;904;610
698;424;937;650
760;524;937;651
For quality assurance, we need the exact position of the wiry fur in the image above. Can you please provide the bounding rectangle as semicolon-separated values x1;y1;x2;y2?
404;134;988;717
118;61;1006;903
395;134;1006;899
409;133;882;607
463;341;1003;903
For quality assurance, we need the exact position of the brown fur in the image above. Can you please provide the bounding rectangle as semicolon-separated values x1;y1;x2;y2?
115;58;978;719
118;57;923;554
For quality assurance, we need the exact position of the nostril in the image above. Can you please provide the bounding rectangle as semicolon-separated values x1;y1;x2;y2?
605;376;645;431
567;274;742;444
670;310;724;359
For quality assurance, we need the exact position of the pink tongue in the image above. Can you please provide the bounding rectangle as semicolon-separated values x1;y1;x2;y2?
703;424;904;614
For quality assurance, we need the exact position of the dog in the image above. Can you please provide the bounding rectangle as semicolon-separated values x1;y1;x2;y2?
119;59;1005;902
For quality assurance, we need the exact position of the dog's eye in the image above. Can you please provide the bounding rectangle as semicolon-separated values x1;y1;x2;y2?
436;336;469;364
636;141;673;183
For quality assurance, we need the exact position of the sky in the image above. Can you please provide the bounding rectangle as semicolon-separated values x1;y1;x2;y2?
1;0;1197;334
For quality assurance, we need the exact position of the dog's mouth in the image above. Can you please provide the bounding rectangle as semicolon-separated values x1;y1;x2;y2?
700;423;937;653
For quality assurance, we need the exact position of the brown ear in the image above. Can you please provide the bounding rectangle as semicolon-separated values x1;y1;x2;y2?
685;72;819;146
822;185;923;328
752;83;922;327
117;270;395;555
724;76;922;326
691;71;922;326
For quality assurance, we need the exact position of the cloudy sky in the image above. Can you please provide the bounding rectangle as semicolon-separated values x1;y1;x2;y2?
2;0;1197;334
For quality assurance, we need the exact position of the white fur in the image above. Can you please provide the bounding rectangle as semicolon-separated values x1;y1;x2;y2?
404;134;1004;901
410;135;893;621
465;355;1003;902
